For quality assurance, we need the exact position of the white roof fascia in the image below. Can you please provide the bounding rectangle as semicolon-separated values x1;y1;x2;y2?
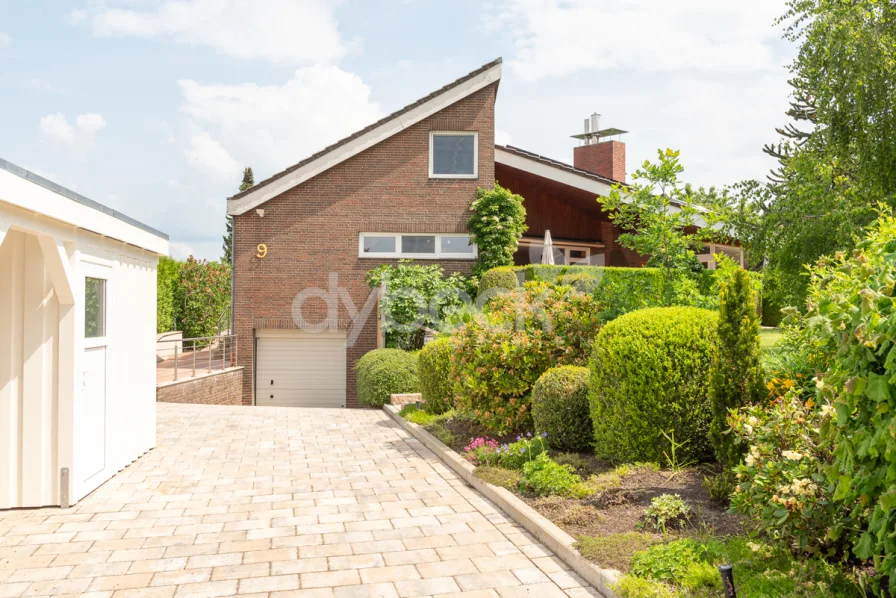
0;169;169;255
228;62;502;216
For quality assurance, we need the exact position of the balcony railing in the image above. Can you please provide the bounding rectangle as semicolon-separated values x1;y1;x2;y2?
156;334;237;384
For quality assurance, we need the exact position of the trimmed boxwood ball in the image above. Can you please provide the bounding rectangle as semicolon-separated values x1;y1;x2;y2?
477;266;520;297
355;349;419;407
590;307;719;464
417;336;454;414
532;365;593;452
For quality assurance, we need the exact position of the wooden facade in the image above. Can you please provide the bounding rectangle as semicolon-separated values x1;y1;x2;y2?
495;162;647;267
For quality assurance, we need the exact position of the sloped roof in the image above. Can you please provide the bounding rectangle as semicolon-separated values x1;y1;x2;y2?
496;144;622;186
227;58;503;216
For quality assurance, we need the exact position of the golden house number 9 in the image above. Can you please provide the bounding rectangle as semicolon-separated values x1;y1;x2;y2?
256;243;268;259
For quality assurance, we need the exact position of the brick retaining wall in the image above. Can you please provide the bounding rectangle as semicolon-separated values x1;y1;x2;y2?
157;367;244;405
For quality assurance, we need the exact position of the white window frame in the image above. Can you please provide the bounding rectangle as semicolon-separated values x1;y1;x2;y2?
359;233;478;260
518;240;594;266
429;131;478;179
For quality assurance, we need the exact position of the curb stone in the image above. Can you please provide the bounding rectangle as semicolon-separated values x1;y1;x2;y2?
384;404;620;598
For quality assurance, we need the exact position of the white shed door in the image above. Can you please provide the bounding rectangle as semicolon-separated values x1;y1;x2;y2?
255;330;347;408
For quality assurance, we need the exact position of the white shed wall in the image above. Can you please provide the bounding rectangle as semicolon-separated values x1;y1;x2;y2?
0;200;160;508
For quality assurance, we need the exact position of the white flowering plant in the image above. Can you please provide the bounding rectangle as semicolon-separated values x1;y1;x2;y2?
728;390;851;557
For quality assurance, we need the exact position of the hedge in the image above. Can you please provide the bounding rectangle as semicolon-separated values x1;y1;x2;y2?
589;307;719;464
417;336;453;414
355;349;420;407
477;265;667;318
532;365;593;452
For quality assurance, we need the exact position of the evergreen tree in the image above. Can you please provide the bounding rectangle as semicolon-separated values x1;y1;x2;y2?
223;167;255;264
709;264;763;469
239;167;254;191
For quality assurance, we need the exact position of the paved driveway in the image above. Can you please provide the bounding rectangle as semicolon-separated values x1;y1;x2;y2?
0;404;599;598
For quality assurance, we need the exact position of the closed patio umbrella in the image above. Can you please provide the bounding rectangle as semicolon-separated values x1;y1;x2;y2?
541;230;555;265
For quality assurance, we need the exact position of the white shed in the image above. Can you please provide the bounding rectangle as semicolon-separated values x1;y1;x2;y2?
0;158;169;509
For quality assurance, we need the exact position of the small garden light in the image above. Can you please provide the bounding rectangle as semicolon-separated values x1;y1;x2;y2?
719;564;737;598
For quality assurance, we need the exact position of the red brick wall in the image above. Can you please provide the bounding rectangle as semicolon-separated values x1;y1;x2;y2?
574;141;626;182
156;368;244;405
232;82;498;407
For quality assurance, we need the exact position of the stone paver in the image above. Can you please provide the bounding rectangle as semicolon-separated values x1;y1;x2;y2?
0;404;601;597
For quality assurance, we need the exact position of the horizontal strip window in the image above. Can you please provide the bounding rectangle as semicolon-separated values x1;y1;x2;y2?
359;233;477;259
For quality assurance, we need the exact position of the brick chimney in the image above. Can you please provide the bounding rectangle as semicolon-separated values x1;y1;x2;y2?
571;113;627;182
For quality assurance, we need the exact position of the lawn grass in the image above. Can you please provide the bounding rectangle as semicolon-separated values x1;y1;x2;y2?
759;327;783;352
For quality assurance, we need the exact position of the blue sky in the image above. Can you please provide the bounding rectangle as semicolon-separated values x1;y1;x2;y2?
0;0;795;260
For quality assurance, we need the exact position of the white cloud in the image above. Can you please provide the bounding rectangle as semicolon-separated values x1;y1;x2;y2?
490;0;785;82
184;131;240;181
81;0;355;65
169;241;197;260
39;112;107;155
495;129;513;146
0;32;11;46
66;9;88;25
178;65;381;180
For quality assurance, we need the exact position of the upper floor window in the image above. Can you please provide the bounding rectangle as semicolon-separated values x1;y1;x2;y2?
430;132;478;178
359;233;477;259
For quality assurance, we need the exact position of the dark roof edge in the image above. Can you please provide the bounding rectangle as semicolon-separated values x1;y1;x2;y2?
0;157;169;241
228;57;503;202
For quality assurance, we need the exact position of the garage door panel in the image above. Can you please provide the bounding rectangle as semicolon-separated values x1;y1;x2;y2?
255;330;347;408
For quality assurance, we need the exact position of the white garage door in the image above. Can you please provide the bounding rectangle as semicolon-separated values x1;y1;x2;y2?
255;329;347;408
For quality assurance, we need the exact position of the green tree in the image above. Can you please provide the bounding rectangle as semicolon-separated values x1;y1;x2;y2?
759;0;896;308
173;256;231;339
467;183;527;279
600;149;711;287
709;262;763;470
156;256;181;333
223;167;255;264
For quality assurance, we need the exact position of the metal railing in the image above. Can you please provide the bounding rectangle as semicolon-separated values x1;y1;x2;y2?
156;334;237;384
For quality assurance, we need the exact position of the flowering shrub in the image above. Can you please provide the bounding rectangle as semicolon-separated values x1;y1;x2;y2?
728;391;849;556
366;261;470;349
806;214;896;589
451;282;602;434
173;256;231;339
463;437;500;466
467;183;528;279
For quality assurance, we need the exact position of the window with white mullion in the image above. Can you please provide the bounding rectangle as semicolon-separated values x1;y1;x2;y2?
359;233;476;259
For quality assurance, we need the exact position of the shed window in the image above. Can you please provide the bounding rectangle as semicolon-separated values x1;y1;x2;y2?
85;277;106;338
430;132;478;178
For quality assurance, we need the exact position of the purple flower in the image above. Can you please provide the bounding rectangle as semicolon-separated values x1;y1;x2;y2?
541;432;548;438
516;436;522;441
526;432;532;438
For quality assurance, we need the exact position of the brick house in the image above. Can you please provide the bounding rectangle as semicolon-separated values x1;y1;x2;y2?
227;58;741;408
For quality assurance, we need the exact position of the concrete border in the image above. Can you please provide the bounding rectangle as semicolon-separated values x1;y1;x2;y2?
384;404;620;598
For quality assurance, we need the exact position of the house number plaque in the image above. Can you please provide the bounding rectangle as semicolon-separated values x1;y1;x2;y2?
256;244;268;259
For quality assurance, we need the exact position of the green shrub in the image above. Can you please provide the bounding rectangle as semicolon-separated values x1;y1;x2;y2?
520;453;584;497
156;256;180;333
468;183;528;279
618;537;863;598
709;266;763;468
804;215;896;588
355;349;419;407
477;266;520;297
173;256;231;339
451;283;602;434
589;307;719;464
398;404;454;427
365;261;470;350
417;336;454;414
532;365;593;452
